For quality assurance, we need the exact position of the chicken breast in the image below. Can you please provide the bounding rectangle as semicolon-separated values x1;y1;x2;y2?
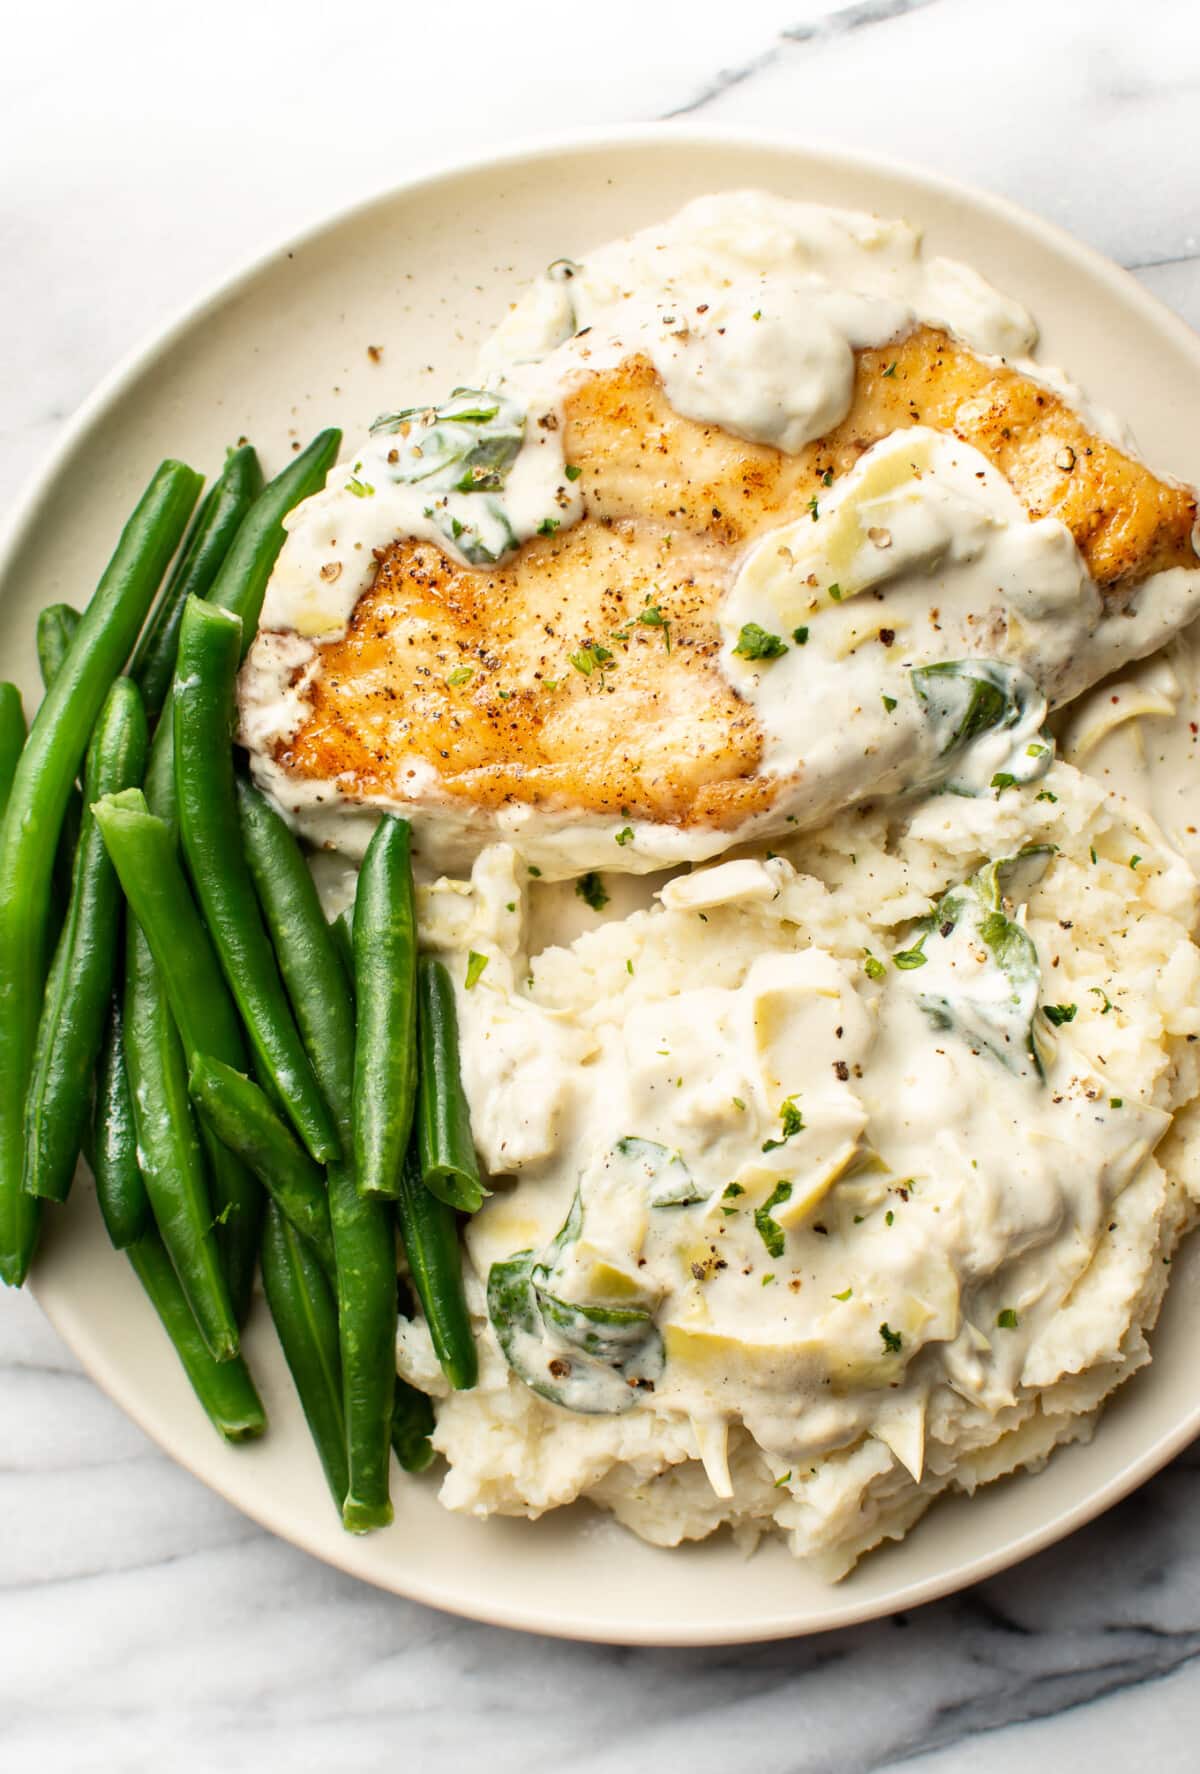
242;328;1199;864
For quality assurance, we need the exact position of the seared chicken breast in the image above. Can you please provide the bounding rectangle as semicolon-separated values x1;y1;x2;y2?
243;327;1198;855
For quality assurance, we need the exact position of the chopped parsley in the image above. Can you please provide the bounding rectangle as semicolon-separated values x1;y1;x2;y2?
732;622;788;661
827;582;843;601
822;468;834;487
792;625;809;646
761;1273;775;1286
1091;986;1114;1015
576;872;609;912
1129;854;1142;870
346;475;375;498
615;826;634;846
723;1182;745;1199
881;694;897;713
445;665;474;688
833;1287;853;1301
774;1470;792;1487
1043;1003;1077;1026
807;497;820;522
762;1096;804;1152
1036;790;1059;803
996;1308;1019;1330
626;959;634;976
754;1179;793;1258
464;951;488;990
527;864;542;878
1110;1097;1123;1109
991;772;1018;793
892;939;928;971
879;1322;903;1353
564;463;583;481
569;642;613;678
882;361;898;378
731;1099;747;1113
862;950;886;981
638;604;670;650
537;517;560;537
885;1210;895;1227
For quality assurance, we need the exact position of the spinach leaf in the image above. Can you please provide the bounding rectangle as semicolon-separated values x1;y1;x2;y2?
902;846;1054;1077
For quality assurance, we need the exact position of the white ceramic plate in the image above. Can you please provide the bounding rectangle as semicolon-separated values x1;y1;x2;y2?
11;129;1200;1645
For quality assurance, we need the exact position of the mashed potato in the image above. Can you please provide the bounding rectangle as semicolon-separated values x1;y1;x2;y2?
396;763;1200;1576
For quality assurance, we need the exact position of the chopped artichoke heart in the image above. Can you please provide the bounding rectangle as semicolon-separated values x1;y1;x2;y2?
873;1398;927;1482
690;1416;734;1499
772;1137;865;1229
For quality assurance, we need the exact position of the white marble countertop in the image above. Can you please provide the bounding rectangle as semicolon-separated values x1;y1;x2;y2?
5;1;1200;1767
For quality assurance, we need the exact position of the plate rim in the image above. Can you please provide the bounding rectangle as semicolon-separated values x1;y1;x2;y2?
13;122;1200;1645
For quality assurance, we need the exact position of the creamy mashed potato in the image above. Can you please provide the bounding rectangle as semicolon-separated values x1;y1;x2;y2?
395;766;1200;1575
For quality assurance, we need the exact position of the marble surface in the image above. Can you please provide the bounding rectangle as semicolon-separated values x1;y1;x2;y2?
5;1;1200;1766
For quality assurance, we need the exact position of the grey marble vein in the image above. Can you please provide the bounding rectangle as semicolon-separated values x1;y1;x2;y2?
661;0;941;118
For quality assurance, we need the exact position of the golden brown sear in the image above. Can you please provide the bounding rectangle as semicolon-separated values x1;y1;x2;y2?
267;328;1198;829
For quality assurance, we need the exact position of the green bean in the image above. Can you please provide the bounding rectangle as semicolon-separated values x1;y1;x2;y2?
38;608;84;922
391;1375;436;1473
189;1055;335;1280
36;604;81;690
205;429;341;646
330;906;355;998
396;1141;477;1391
353;816;417;1198
24;680;148;1202
94;787;261;1316
261;1203;348;1509
132;444;263;719
236;777;355;1131
122;906;238;1361
416;956;486;1213
93;994;150;1248
328;1161;397;1530
236;784;399;1525
0;458;201;1287
127;1227;265;1441
174;598;340;1163
0;686;25;828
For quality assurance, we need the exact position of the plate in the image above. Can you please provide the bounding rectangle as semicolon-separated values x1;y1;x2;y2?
10;128;1200;1645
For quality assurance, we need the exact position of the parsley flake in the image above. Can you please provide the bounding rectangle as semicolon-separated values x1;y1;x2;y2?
792;625;809;645
464;952;488;990
996;1308;1019;1330
762;1096;804;1152
881;694;897;713
991;772;1017;793
537;517;560;537
754;1182;793;1258
862;951;886;981
879;1322;903;1353
732;622;788;661
833;1287;853;1301
882;361;897;378
564;463;583;481
576;872;609;912
1043;1003;1077;1027
892;940;928;971
615;826;634;846
569;643;613;678
446;666;473;688
828;583;843;601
